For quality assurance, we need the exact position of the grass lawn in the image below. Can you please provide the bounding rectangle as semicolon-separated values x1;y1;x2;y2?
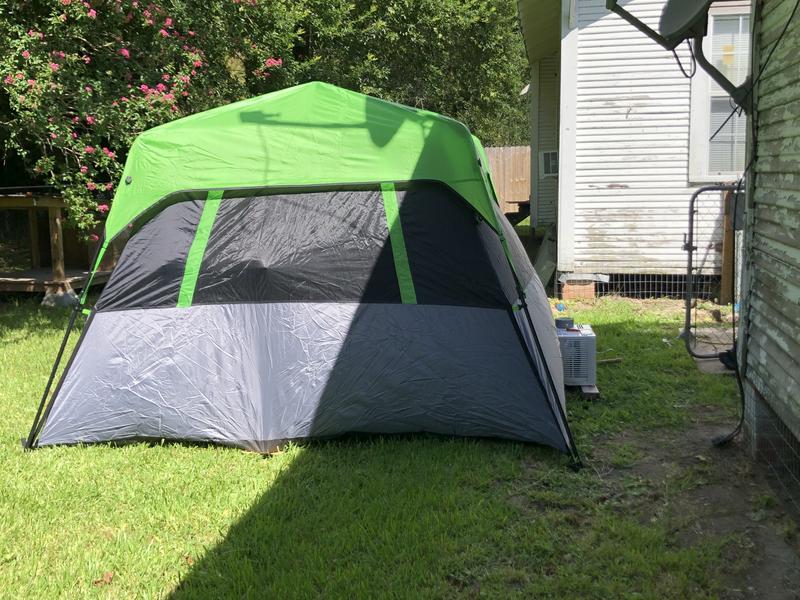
1;296;798;598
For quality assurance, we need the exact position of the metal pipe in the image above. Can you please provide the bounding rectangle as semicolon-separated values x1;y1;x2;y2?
684;184;738;359
691;35;752;111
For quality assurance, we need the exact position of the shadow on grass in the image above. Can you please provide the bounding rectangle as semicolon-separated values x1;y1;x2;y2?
167;311;738;597
0;295;77;341
169;436;561;598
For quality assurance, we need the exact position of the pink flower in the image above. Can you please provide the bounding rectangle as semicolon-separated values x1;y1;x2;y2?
79;165;88;174
179;75;190;83
71;132;78;139
82;55;91;64
190;69;196;76
97;203;109;213
61;0;71;4
161;73;170;81
16;73;23;79
265;57;282;68
86;182;97;191
119;48;130;59
87;8;97;18
71;116;79;123
59;13;67;22
159;28;169;37
102;147;115;159
163;93;174;102
85;115;95;125
139;84;150;93
181;90;188;97
27;30;40;38
164;17;173;27
156;82;167;92
84;85;93;93
188;30;195;37
143;9;151;17
21;50;30;59
50;132;58;139
3;75;13;85
192;60;202;67
27;79;35;87
111;100;118;107
49;62;59;71
120;96;129;102
89;233;99;242
84;145;95;154
54;51;66;59
105;183;113;191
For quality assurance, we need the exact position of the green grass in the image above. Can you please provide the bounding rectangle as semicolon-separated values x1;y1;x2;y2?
0;296;739;598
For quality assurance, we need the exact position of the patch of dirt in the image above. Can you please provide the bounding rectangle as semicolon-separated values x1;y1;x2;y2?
593;416;800;600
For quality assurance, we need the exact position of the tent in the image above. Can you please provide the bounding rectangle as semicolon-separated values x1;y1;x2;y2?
25;82;579;463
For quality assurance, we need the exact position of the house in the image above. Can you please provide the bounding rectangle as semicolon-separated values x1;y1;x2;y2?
740;0;800;500
519;0;800;505
518;0;751;297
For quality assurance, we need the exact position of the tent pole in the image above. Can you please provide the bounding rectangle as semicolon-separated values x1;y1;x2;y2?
520;302;583;470
24;305;79;448
24;237;106;449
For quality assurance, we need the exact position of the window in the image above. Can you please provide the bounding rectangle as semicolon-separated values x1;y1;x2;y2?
689;7;751;182
540;150;559;177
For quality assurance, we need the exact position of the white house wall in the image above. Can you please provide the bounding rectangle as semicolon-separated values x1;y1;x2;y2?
533;53;561;225
559;0;727;274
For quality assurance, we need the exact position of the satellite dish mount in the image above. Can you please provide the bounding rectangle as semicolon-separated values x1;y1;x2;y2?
605;0;751;111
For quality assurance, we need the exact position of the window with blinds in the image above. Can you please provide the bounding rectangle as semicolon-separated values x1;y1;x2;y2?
708;14;750;174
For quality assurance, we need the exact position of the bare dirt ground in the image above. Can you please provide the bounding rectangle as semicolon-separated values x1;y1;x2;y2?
593;412;800;599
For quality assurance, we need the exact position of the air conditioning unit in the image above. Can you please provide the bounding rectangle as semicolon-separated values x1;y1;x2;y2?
557;325;596;386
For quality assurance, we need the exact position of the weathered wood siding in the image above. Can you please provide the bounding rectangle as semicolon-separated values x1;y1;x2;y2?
485;146;531;215
561;0;727;274
745;0;800;438
533;53;561;225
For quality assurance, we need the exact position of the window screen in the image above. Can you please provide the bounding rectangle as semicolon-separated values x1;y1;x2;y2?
708;14;749;174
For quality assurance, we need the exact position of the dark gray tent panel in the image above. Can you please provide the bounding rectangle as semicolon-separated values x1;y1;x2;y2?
26;84;579;464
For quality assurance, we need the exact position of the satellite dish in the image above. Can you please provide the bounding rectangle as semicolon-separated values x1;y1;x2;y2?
605;0;751;111
659;0;713;45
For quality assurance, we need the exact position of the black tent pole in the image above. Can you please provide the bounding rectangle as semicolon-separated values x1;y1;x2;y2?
24;304;80;449
24;236;106;449
496;228;583;469
519;302;583;470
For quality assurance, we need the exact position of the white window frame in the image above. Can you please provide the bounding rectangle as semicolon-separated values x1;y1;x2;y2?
689;2;751;183
539;150;559;178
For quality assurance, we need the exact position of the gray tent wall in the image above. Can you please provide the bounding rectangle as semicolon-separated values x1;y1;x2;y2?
32;182;577;459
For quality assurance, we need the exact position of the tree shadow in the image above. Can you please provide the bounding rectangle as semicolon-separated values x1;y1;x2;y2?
169;436;561;598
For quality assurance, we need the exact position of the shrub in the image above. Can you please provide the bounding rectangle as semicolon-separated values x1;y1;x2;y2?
0;0;527;234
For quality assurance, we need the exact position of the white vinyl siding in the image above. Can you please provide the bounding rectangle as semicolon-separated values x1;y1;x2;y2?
561;0;730;274
532;53;560;225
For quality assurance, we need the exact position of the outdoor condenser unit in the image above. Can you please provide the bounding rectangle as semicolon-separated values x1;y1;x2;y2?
557;325;597;387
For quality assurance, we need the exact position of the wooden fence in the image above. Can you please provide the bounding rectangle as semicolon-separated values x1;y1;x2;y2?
484;145;531;216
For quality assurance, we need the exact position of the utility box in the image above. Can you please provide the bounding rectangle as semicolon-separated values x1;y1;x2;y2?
557;325;597;386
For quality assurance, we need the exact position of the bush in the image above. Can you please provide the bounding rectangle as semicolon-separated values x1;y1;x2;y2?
0;0;528;234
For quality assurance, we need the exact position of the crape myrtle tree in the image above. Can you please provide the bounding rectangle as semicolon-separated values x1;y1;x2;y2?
0;0;528;235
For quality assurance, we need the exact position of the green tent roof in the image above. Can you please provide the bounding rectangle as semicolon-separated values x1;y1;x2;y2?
103;82;500;241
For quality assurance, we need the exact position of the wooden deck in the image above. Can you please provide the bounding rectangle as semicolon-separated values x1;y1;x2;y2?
0;269;110;293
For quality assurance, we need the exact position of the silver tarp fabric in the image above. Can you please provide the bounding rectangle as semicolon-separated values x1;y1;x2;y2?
37;302;569;452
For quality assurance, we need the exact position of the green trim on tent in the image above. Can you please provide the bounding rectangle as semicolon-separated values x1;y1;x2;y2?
380;182;417;304
103;82;500;242
177;190;223;308
79;240;109;305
